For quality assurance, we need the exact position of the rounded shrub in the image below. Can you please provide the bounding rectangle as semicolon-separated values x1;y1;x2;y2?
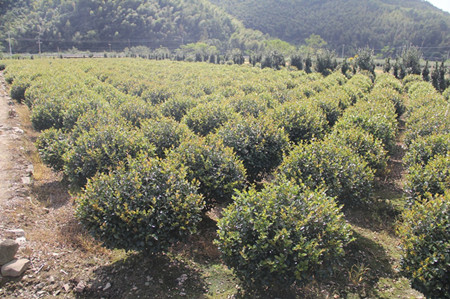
311;90;344;127
374;73;404;94
369;86;405;117
443;86;450;101
160;96;199;122
36;128;69;172
226;94;273;118
404;133;450;167
118;98;161;127
167;137;246;208
406;154;450;200
404;102;450;146
31;97;67;131
63;123;155;188
268;99;328;144
277;139;374;205
214;115;290;182
216;180;353;291
182;101;237;136
334;98;398;151
326;127;388;175
141;117;193;158
397;193;449;298
10;80;30;103
76;155;205;253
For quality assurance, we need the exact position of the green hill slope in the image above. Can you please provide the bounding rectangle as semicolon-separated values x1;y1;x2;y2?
0;0;265;53
209;0;450;59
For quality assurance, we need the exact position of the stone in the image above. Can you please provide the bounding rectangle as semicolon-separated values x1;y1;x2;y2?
0;239;19;265
1;259;30;277
74;281;86;293
15;237;27;245
103;282;111;291
21;177;31;184
5;229;25;238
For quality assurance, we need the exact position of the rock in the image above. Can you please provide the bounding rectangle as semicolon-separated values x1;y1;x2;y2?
0;239;19;265
74;281;86;293
12;127;24;134
63;283;70;292
103;282;111;291
5;229;26;238
1;258;30;277
21;177;31;184
26;164;34;176
15;237;27;245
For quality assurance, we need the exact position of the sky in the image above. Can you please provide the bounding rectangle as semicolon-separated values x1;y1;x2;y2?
426;0;450;13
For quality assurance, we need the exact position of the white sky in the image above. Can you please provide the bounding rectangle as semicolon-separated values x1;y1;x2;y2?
426;0;450;13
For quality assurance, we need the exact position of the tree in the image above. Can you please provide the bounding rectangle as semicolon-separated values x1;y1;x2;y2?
422;60;430;82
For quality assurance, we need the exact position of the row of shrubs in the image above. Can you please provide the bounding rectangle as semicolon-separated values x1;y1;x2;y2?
398;77;449;298
4;58;447;295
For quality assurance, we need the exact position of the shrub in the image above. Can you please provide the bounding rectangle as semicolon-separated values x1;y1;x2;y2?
63;123;155;188
268;99;328;144
374;73;404;94
10;80;30;103
214;115;290;182
369;86;405;117
76;155;205;253
277;139;374;205
326;127;388;175
182;101;237;136
36;128;69;172
226;95;273;118
216;180;353;291
31;97;67;131
141;117;193;158
160;96;199;122
167;137;246;208
0;63;5;71
118;99;161;127
443;86;450;101
397;193;449;298
404;102;450;146
334;98;398;151
404;133;450;167
406;154;450;200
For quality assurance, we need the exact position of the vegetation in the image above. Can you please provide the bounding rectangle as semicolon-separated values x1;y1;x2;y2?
216;180;353;292
3;57;449;297
210;0;450;59
397;193;450;298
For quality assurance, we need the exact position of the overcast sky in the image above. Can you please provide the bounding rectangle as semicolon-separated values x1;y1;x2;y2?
426;0;450;13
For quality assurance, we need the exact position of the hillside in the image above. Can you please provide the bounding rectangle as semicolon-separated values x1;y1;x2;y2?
210;0;450;59
0;0;265;53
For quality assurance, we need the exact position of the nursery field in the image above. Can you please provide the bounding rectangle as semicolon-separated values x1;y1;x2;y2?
0;58;448;298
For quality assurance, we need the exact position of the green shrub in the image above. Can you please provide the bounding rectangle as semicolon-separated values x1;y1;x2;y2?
226;95;273;118
397;193;449;298
36;128;69;172
406;154;450;200
404;133;450;167
311;90;345;127
182;101;237;136
268;99;328;144
31;97;67;131
141;117;193;158
216;180;353;291
404;102;450;146
10;80;30;103
76;155;205;253
374;73;404;94
118;99;161;127
160;96;199;122
369;86;405;117
335;98;398;151
167;137;246;208
214;115;290;182
63;123;155;188
277;139;374;205
326;127;388;175
0;63;5;71
141;86;173;105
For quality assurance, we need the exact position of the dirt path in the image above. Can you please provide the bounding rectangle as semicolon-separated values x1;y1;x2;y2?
0;72;32;237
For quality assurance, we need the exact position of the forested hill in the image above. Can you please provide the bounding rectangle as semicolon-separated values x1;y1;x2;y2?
0;0;266;53
209;0;450;59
